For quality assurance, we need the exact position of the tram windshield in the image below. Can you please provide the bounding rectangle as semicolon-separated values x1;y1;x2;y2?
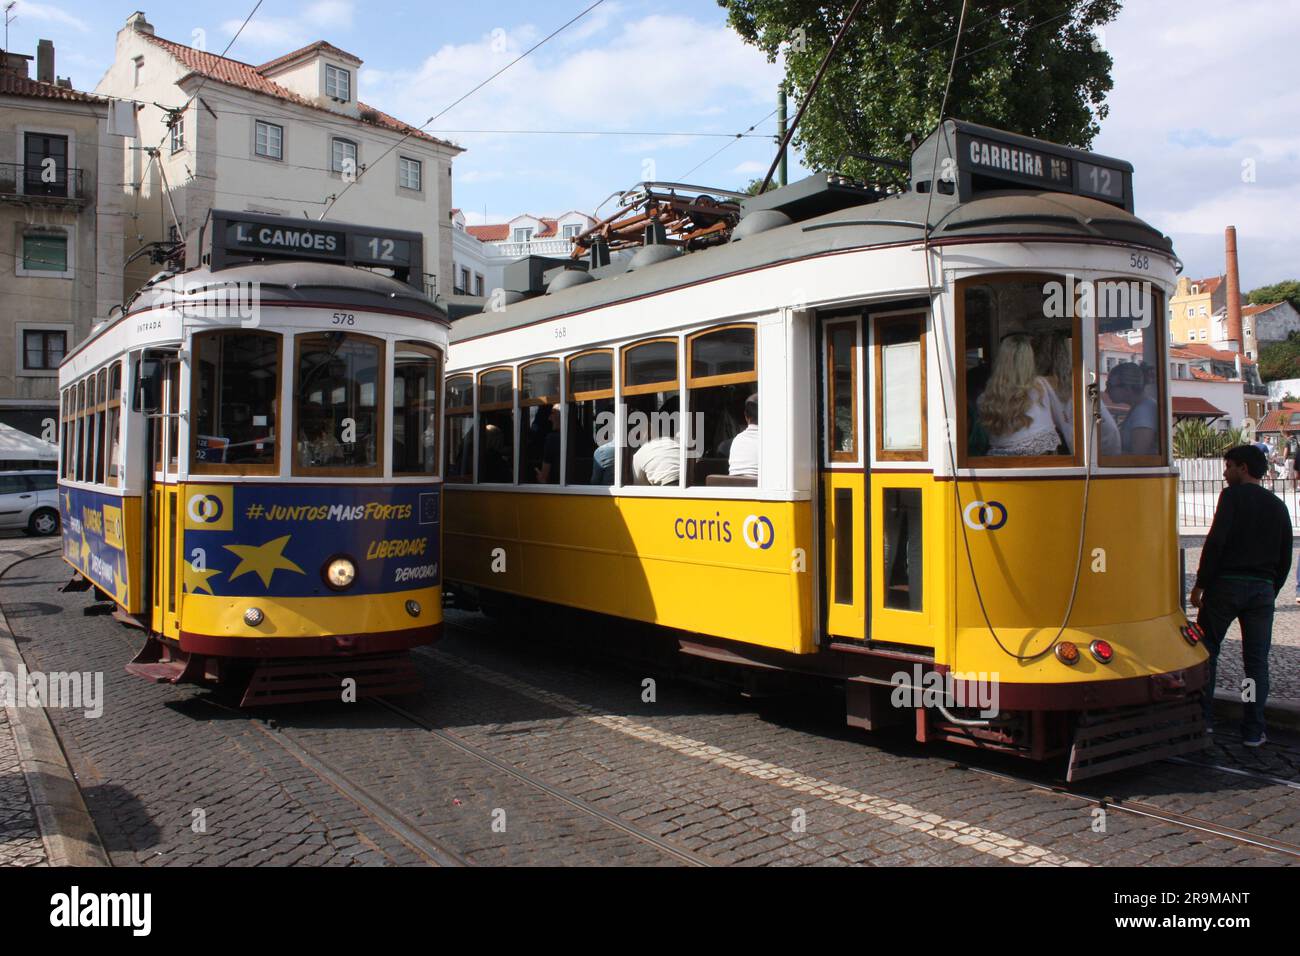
191;330;280;473
295;332;384;474
960;275;1079;464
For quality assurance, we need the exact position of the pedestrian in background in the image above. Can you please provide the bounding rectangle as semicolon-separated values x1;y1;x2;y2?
1190;445;1291;746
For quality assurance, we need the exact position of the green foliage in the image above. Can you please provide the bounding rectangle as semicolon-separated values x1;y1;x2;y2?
717;0;1122;180
1258;337;1300;383
1248;280;1300;314
1173;420;1245;459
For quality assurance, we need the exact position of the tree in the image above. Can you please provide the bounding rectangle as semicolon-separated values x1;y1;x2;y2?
718;0;1122;180
1257;337;1300;383
1248;280;1300;314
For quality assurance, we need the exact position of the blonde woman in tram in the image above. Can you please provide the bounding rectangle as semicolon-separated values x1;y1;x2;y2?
978;333;1073;457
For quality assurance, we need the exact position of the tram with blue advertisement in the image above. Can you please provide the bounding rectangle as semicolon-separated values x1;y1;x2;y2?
57;211;445;704
443;121;1208;780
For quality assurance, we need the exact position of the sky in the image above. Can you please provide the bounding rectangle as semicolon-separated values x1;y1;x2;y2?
6;0;1298;290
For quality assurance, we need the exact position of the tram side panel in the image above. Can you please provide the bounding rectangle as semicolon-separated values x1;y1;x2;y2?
446;489;816;654
60;487;147;614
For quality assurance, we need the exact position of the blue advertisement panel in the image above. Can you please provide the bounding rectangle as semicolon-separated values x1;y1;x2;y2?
181;482;440;598
60;485;132;605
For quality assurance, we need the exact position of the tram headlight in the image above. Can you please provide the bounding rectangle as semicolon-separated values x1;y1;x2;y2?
405;600;422;618
324;556;357;590
1054;641;1080;666
244;607;264;627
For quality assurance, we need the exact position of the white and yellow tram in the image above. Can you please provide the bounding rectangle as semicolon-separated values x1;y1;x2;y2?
58;211;446;703
443;121;1207;779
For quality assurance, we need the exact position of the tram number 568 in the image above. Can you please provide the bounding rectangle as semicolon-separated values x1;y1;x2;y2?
332;312;356;326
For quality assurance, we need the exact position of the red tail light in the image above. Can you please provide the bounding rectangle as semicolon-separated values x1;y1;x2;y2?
1089;639;1114;664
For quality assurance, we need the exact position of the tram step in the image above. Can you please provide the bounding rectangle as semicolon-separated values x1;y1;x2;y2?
125;660;192;683
241;652;422;707
1067;698;1208;781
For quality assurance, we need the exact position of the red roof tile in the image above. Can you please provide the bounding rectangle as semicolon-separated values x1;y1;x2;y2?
140;33;458;150
1186;276;1223;296
257;41;361;74
1243;302;1284;316
1178;342;1256;365
466;223;509;241
1191;369;1230;382
0;72;106;105
1172;396;1228;418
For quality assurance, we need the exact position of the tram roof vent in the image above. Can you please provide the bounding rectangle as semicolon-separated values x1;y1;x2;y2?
730;208;793;241
546;269;595;294
740;172;882;223
502;255;572;298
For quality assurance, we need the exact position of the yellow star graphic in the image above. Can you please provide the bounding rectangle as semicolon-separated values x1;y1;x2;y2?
223;536;304;588
79;531;91;569
183;560;221;596
114;562;128;604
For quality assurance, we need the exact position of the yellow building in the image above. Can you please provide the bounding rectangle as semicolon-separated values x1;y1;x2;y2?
1168;274;1227;345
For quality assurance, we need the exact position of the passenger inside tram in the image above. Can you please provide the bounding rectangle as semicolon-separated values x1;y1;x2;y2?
727;394;759;480
976;333;1074;457
1103;361;1158;456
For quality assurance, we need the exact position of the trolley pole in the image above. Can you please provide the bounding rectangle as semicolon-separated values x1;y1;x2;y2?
776;86;788;187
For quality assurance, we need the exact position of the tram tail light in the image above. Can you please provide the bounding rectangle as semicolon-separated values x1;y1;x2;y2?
1088;639;1114;664
1054;641;1080;666
1180;623;1202;646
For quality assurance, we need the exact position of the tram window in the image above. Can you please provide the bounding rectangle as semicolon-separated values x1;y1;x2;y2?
883;488;923;612
60;389;71;479
520;359;561;484
75;380;86;482
477;368;515;484
875;314;927;461
622;340;681;487
687;326;757;487
294;333;383;475
566;351;614;486
193;331;280;474
444;375;474;482
826;322;858;462
960;275;1078;465
93;368;108;483
106;362;122;485
1096;283;1165;465
166;363;180;473
393;342;441;476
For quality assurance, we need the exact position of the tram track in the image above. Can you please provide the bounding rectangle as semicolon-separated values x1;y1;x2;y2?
951;759;1300;861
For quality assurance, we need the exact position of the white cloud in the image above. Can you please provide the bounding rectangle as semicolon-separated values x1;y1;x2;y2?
1094;0;1300;288
11;1;89;33
731;160;766;175
221;0;355;53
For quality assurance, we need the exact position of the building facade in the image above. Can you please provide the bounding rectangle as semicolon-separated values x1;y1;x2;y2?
0;45;124;439
451;209;596;297
95;13;462;301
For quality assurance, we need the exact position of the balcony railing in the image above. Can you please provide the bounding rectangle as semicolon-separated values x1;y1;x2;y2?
493;238;575;258
0;162;89;203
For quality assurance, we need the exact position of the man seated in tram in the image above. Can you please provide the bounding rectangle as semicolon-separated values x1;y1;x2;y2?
727;394;759;480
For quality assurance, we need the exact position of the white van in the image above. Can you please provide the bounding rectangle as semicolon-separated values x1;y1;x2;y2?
0;471;60;535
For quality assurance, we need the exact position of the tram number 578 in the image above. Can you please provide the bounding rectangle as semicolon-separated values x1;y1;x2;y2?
332;312;356;326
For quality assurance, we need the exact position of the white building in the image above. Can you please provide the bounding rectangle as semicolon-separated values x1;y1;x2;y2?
450;209;596;296
95;12;463;300
1242;299;1300;346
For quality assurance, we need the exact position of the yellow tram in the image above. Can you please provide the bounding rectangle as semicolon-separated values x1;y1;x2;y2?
58;212;446;704
443;121;1207;779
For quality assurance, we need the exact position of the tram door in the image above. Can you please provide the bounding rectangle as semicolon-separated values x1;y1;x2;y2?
820;316;867;641
147;356;182;640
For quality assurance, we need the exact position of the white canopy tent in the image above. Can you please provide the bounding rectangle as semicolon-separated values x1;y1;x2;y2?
0;422;57;466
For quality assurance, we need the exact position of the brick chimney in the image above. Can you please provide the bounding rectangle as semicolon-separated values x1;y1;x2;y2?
1224;225;1244;352
36;39;53;84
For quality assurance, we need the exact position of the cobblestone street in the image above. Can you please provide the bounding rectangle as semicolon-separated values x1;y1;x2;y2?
0;706;46;867
1;541;1298;868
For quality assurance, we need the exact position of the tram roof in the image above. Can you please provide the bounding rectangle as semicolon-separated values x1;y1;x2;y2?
449;188;1174;343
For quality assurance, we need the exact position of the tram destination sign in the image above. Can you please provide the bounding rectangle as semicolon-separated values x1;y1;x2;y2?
913;121;1133;212
202;210;424;287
